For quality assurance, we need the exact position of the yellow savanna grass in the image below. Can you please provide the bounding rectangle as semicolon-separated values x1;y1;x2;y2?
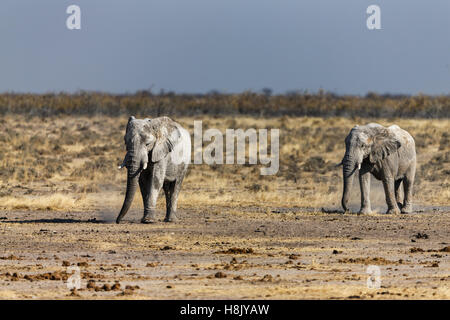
0;115;448;211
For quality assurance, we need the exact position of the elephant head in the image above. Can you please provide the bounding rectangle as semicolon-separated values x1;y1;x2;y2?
116;116;181;223
341;124;401;211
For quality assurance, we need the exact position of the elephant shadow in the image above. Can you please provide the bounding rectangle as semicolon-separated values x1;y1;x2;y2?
1;217;103;224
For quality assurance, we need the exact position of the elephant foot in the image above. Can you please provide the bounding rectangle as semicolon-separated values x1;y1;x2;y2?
359;208;372;215
164;214;178;223
141;214;156;224
386;207;401;215
401;204;413;214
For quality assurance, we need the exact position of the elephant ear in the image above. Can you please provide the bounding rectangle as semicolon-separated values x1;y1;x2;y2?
369;128;401;164
150;117;181;162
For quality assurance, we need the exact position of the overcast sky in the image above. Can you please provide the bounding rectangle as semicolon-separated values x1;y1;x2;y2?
0;0;449;95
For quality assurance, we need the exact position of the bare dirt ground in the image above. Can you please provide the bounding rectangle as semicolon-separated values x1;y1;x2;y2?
1;205;448;300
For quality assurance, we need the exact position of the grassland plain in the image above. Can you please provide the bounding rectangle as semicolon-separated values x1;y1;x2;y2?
0;93;449;299
1;115;448;211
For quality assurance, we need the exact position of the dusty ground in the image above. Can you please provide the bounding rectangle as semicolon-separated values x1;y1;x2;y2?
0;205;448;299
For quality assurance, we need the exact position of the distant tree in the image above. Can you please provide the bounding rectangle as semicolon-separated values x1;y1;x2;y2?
262;88;272;97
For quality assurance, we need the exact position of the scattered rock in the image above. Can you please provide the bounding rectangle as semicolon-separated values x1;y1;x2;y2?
87;280;96;290
215;247;254;254
214;272;227;278
118;289;134;296
0;255;22;260
87;280;123;292
146;262;159;267
5;271;70;281
111;283;121;291
338;257;395;265
125;285;140;290
68;288;80;297
260;274;273;282
413;233;429;239
102;284;112;291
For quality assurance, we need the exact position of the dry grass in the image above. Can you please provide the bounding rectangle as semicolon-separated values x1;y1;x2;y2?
0;115;449;212
0;193;82;211
0;91;449;118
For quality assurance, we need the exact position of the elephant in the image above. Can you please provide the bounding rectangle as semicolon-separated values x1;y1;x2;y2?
116;116;191;224
340;123;416;215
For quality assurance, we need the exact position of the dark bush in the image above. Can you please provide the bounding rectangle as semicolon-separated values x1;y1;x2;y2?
0;91;448;118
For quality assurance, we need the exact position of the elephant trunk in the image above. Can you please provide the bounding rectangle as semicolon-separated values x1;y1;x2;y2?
341;154;356;211
116;153;141;224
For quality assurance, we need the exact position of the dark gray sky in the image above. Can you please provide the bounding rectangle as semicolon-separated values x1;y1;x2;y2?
0;0;449;94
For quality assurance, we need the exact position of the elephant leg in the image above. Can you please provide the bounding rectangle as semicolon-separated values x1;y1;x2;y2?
164;176;185;222
163;181;175;218
359;170;372;214
402;164;415;214
394;179;403;209
141;175;163;224
139;170;151;218
382;175;400;214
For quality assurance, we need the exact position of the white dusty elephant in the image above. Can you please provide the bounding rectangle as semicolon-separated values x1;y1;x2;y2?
340;123;416;214
116;116;191;224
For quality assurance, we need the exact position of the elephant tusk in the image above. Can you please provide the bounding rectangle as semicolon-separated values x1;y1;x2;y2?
357;163;361;170
118;164;125;170
142;162;148;170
